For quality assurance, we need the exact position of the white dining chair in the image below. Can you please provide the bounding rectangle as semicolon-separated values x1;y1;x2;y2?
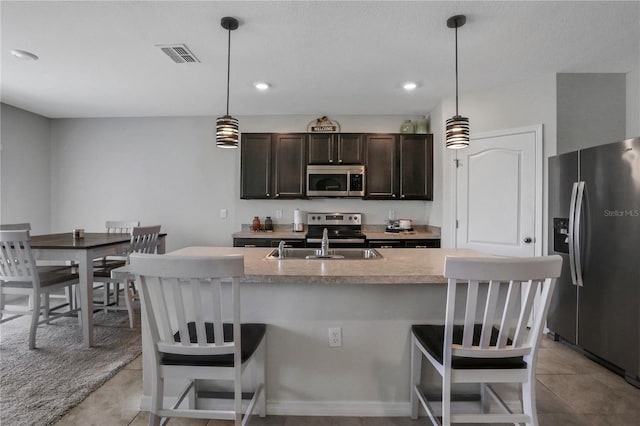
0;229;81;349
93;225;160;328
0;223;76;311
410;255;562;425
93;220;140;309
128;252;266;426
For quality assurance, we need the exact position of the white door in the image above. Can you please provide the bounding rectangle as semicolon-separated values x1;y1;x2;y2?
455;126;542;257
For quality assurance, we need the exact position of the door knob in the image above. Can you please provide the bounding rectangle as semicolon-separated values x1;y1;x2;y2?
524;237;533;244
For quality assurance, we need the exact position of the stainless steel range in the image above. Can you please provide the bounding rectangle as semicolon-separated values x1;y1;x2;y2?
305;212;366;248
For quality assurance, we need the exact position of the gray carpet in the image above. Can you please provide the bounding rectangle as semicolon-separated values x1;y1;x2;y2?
0;309;142;426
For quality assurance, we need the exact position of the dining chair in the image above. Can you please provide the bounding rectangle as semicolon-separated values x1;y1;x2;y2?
0;229;81;349
93;220;140;309
410;255;562;425
93;225;160;328
0;223;76;310
128;253;266;426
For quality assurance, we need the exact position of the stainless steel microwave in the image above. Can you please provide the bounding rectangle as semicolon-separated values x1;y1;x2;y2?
306;165;365;197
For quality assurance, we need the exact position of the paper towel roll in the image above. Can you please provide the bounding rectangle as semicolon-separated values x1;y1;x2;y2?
293;209;304;231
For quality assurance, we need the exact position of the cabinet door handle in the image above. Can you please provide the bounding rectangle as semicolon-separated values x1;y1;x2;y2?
401;194;405;198
415;245;428;248
381;245;394;249
275;193;280;198
244;244;257;247
266;193;270;197
392;194;396;198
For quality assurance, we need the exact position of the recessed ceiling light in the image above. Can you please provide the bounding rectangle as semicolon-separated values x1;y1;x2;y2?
403;82;418;91
11;49;39;61
254;82;270;91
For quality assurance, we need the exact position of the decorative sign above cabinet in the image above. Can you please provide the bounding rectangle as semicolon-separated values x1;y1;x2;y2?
308;116;340;133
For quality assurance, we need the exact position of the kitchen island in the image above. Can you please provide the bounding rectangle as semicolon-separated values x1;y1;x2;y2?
128;247;489;416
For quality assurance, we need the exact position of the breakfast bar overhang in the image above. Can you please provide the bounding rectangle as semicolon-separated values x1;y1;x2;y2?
117;247;489;416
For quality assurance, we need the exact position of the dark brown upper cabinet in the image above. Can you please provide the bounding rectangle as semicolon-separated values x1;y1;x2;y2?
364;134;398;199
399;134;434;200
307;133;363;164
273;133;306;198
241;133;272;199
364;133;433;200
240;133;307;199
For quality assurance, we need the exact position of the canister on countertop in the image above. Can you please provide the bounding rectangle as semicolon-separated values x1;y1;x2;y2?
293;209;304;232
264;216;273;231
72;228;85;239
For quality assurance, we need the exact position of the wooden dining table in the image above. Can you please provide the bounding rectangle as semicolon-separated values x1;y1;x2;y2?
30;232;166;347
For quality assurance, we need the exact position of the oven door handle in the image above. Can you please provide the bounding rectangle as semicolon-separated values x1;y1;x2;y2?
306;238;365;244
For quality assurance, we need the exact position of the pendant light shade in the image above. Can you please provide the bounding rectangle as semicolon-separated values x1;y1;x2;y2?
446;15;469;150
216;17;239;148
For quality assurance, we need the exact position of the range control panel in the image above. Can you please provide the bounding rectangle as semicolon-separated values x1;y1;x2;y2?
307;213;362;226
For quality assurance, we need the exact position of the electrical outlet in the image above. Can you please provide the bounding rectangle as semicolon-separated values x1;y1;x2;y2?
328;327;342;347
276;209;283;219
220;209;228;219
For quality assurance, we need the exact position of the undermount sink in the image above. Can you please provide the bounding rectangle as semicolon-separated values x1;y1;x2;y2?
266;247;383;260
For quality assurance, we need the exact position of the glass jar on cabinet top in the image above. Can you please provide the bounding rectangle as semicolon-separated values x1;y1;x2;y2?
400;120;414;133
415;116;428;133
252;216;261;231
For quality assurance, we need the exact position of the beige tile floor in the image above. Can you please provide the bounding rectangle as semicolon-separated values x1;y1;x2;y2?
54;336;640;426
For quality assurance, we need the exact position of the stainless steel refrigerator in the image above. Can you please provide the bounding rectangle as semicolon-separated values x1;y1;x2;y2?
548;137;640;387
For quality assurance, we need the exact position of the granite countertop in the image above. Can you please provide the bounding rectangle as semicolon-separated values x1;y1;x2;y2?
233;225;441;240
167;246;487;285
363;230;441;240
232;229;306;239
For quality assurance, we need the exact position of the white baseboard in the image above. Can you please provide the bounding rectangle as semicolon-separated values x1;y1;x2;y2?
139;397;495;418
140;396;410;417
265;400;410;417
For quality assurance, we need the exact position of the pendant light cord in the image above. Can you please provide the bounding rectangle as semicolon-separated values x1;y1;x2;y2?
455;24;459;116
226;27;231;116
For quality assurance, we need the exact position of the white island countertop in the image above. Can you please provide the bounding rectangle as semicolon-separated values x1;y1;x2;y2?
169;246;488;285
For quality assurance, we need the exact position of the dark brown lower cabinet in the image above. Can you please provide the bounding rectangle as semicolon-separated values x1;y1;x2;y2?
233;238;305;248
368;239;441;248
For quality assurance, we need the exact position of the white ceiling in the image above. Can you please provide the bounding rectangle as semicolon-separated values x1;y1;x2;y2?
1;1;639;119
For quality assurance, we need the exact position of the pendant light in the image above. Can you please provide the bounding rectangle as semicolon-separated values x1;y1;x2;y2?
446;15;470;150
216;16;239;148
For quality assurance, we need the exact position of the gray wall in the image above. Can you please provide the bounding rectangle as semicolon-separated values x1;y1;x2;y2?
557;73;627;154
627;66;640;138
3;67;636;249
0;103;52;233
49;115;435;252
437;73;558;248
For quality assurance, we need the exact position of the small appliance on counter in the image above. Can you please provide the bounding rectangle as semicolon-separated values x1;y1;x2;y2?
385;219;414;233
293;209;305;232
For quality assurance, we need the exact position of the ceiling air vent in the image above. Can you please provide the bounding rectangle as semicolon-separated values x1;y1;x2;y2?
157;44;200;64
